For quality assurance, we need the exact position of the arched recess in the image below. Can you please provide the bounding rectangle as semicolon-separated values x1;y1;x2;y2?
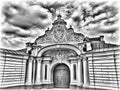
52;63;70;88
37;44;81;57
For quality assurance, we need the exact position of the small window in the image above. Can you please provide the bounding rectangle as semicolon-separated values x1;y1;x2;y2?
73;64;76;80
45;65;47;80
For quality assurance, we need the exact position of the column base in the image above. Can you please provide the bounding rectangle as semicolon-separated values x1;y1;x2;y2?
25;82;33;85
35;82;42;85
40;82;54;89
70;85;77;90
70;82;81;90
77;82;83;87
83;84;90;88
33;84;42;89
24;84;34;89
42;84;53;89
24;84;42;89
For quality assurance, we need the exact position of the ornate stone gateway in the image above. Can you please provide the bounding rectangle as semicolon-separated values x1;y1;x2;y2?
53;64;70;88
25;15;90;89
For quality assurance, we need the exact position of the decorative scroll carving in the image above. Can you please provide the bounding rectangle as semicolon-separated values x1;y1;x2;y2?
42;49;77;61
35;17;85;44
35;26;84;44
53;25;65;42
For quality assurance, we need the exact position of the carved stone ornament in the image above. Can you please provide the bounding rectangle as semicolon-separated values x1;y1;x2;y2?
43;49;77;61
34;15;85;44
53;25;65;42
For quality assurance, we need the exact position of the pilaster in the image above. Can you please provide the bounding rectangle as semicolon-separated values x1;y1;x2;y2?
36;57;42;84
83;55;90;88
77;56;83;87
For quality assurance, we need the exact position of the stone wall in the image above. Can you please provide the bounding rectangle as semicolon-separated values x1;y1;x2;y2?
86;46;120;90
0;49;27;88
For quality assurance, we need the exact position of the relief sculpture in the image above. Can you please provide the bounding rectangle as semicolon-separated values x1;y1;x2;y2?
43;49;77;61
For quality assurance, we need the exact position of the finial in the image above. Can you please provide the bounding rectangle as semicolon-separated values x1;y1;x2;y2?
70;25;73;29
57;8;61;19
57;14;62;19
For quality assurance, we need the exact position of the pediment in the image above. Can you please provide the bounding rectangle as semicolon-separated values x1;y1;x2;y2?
34;15;85;45
35;26;84;45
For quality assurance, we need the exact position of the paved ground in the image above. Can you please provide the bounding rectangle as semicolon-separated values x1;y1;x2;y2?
40;89;70;90
38;88;106;90
0;88;108;90
0;86;112;90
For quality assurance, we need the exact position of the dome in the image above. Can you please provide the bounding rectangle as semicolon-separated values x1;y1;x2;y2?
52;15;67;25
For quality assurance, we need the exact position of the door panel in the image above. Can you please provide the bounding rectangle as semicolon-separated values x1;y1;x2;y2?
54;64;70;88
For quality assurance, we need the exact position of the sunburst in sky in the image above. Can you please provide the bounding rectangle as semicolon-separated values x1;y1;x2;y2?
0;0;119;50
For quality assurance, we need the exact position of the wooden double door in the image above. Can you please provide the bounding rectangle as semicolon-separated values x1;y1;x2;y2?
53;64;70;88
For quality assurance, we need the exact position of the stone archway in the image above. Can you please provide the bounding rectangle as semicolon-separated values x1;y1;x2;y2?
53;63;70;88
37;44;81;57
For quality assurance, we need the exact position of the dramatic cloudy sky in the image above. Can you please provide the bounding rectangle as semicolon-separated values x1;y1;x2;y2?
0;0;119;50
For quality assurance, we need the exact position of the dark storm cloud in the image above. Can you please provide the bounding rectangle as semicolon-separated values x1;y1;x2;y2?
2;2;26;21
87;24;118;36
72;1;118;28
84;17;108;27
89;2;106;18
64;1;76;19
1;36;24;49
98;27;118;34
104;21;117;26
73;16;81;26
80;2;118;20
38;14;48;19
31;1;77;20
2;4;15;21
2;28;18;35
2;28;31;38
89;2;105;10
2;2;50;30
91;5;118;18
14;25;32;30
7;15;49;30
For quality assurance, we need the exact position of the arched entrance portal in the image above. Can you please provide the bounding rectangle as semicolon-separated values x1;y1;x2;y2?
53;64;70;88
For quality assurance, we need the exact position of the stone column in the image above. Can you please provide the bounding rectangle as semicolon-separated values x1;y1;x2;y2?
47;61;51;82
83;56;90;87
77;56;83;87
26;57;33;85
36;58;42;84
32;59;37;83
70;62;74;83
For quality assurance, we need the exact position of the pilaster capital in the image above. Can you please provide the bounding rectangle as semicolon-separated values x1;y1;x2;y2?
42;56;52;64
68;56;78;63
35;57;42;63
77;82;83;87
42;56;52;61
77;55;83;61
78;59;83;63
35;57;42;60
82;55;88;62
24;55;29;59
69;56;78;60
29;56;34;61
